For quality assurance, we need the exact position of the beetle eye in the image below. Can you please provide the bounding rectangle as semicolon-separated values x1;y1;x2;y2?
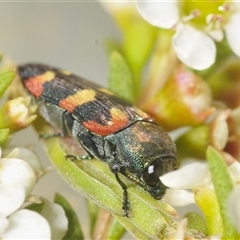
142;160;163;186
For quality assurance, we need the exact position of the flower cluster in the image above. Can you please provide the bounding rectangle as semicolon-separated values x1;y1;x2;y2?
137;1;240;70
0;147;68;239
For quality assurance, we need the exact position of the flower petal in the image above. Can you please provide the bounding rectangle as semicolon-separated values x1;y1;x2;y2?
41;199;68;240
227;185;240;232
172;24;216;70
137;1;179;28
228;161;240;183
160;160;211;189
0;97;37;131
0;215;9;234
206;29;224;42
0;183;25;217
163;189;195;207
0;158;36;196
225;13;240;57
210;110;230;150
3;147;42;172
1;209;51;239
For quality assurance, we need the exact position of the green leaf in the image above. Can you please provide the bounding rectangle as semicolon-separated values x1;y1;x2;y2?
122;17;157;94
25;202;44;213
195;188;222;236
54;193;84;240
110;7;157;96
185;212;208;235
32;116;205;239
206;146;237;239
0;128;9;146
108;51;135;104
0;71;15;97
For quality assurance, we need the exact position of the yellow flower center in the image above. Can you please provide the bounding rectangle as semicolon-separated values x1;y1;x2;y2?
179;1;234;30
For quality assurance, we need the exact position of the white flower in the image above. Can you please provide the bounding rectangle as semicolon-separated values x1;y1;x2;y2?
8;97;35;123
161;157;240;209
41;199;68;239
1;209;51;239
228;161;240;184
0;96;37;131
161;159;211;189
0;148;37;216
3;146;42;173
163;189;195;207
137;1;240;70
0;148;52;239
225;3;240;59
160;159;211;207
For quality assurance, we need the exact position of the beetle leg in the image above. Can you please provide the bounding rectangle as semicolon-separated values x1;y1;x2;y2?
40;132;65;139
110;163;131;217
121;171;166;199
115;172;131;217
65;152;94;161
62;144;94;161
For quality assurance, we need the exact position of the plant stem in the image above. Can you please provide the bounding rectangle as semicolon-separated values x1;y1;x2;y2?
138;32;178;107
92;209;112;240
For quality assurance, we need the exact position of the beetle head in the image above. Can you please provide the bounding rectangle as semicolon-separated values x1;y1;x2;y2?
114;121;177;198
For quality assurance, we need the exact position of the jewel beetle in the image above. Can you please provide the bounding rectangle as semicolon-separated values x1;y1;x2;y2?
18;63;177;217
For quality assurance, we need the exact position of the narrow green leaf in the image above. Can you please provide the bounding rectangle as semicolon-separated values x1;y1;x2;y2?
25;202;44;213
108;51;135;104
0;71;15;97
123;22;156;72
195;188;222;236
32;116;205;239
0;128;9;146
206;146;237;239
54;193;84;240
110;7;157;98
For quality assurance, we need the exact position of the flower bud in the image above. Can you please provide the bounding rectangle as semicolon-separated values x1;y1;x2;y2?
176;110;229;160
142;67;214;131
0;97;37;132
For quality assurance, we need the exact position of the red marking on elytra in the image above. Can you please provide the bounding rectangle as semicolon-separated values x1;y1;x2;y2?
23;71;55;98
83;109;129;136
24;77;43;97
83;120;126;136
59;98;75;113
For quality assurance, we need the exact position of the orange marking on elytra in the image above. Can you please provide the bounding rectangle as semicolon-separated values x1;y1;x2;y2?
83;108;129;136
59;89;96;112
24;71;56;97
